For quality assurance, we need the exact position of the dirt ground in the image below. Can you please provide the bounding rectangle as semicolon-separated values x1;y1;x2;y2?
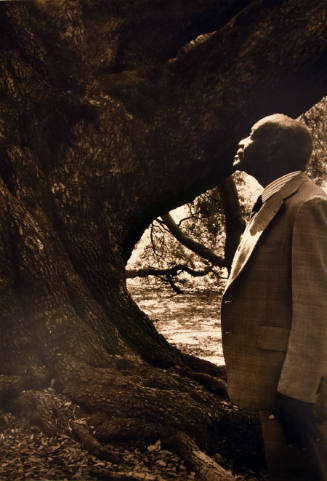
129;285;225;366
0;286;267;481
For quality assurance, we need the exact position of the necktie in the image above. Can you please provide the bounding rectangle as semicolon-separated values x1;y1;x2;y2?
250;195;263;217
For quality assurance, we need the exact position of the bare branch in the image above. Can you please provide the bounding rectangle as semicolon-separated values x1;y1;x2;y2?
126;264;212;279
165;275;184;295
177;215;194;227
160;213;226;267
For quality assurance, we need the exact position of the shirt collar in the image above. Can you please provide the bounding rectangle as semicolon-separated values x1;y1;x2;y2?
261;171;302;203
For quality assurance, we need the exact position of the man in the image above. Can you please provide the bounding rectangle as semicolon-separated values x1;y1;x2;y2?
221;113;327;480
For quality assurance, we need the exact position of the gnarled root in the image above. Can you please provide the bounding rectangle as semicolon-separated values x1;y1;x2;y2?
12;389;121;463
5;361;262;481
0;375;25;402
164;432;241;481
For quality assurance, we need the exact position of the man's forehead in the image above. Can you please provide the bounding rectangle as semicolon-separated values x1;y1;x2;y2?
253;115;276;129
251;116;280;136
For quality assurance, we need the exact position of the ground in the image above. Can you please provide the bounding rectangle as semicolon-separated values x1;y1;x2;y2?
0;414;197;481
0;285;267;481
130;284;225;366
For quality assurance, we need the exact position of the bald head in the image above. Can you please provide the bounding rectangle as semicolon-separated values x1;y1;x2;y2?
252;114;313;171
235;114;313;185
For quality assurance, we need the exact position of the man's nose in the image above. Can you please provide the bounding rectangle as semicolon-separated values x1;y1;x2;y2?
238;136;249;148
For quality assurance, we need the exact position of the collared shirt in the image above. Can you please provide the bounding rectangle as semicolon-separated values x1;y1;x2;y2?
261;171;302;203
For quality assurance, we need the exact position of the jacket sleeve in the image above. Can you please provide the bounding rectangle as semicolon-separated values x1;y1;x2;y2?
278;196;327;403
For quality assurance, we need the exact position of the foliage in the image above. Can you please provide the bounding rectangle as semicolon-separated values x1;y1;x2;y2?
127;192;227;293
301;96;327;185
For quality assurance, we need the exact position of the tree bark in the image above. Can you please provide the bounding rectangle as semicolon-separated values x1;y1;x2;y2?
219;177;245;270
1;0;327;476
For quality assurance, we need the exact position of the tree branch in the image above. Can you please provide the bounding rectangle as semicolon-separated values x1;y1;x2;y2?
85;0;253;72
164;275;184;295
126;264;212;279
160;213;226;267
218;176;245;270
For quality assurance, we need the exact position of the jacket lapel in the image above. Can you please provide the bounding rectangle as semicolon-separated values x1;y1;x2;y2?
225;173;308;291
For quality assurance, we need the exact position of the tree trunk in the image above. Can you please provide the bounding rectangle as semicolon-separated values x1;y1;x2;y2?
1;0;327;476
219;177;245;270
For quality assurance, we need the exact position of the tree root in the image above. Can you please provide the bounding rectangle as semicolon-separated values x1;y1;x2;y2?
175;352;228;396
0;371;50;404
11;389;121;463
173;367;228;397
163;432;242;481
71;420;121;462
6;363;261;481
0;375;25;402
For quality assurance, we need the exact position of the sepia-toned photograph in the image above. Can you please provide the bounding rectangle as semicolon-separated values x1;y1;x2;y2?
0;1;327;480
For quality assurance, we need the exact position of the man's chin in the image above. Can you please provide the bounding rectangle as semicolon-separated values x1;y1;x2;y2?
232;156;243;172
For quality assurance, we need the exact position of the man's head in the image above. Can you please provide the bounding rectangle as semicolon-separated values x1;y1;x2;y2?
234;114;312;185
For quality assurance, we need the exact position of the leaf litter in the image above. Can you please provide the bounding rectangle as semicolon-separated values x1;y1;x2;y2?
0;411;196;480
0;287;266;480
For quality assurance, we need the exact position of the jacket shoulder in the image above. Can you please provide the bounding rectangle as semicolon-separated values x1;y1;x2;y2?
286;177;327;207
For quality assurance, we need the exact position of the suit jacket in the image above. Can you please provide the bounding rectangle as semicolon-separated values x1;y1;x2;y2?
221;172;327;411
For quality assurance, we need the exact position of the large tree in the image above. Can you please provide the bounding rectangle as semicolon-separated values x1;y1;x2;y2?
1;0;327;478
